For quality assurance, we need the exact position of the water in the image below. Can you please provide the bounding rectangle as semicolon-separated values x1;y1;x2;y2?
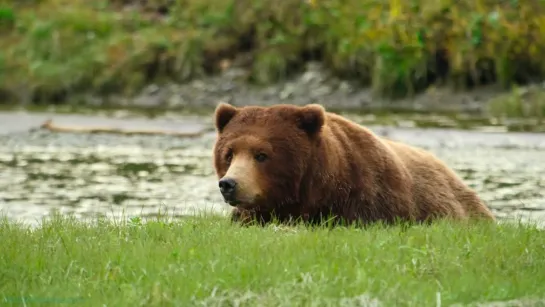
1;112;544;226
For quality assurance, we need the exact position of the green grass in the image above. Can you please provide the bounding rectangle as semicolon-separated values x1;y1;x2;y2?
1;0;545;104
1;213;545;306
488;85;545;121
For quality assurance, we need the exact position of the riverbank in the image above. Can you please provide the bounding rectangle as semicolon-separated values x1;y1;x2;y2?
51;63;545;121
2;0;545;117
1;214;544;306
3;96;545;133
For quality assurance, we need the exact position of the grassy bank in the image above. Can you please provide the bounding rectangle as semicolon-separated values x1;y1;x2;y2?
1;214;544;306
1;0;545;105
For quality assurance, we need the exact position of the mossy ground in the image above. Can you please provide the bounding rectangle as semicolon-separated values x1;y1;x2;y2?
1;213;544;306
1;0;545;106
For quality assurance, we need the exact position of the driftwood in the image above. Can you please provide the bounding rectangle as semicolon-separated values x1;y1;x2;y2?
40;119;214;138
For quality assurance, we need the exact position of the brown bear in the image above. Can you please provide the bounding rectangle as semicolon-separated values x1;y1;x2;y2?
212;102;495;226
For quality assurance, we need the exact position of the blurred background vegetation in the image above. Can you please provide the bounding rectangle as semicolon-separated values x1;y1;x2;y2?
0;0;544;106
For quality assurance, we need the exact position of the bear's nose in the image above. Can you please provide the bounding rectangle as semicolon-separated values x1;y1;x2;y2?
219;177;237;195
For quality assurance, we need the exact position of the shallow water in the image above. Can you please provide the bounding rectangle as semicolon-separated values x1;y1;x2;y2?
0;112;544;226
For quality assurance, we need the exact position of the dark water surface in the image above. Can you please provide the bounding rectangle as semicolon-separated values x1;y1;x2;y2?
1;111;544;226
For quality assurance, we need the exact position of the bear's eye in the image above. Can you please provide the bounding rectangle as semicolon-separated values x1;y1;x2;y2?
254;153;268;162
225;149;233;164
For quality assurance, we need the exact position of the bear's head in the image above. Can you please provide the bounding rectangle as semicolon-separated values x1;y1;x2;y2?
213;102;326;211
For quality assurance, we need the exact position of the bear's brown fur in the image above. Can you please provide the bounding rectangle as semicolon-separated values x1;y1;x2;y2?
212;102;495;226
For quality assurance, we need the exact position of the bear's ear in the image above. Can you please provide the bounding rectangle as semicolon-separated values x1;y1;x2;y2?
296;104;325;135
215;102;238;133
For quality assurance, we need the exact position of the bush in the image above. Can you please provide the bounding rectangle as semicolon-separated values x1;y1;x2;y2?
1;0;544;104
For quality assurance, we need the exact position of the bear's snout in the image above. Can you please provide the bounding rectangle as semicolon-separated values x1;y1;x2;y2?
219;177;238;204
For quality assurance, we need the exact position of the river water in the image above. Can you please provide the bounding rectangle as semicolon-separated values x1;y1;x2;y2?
1;111;544;226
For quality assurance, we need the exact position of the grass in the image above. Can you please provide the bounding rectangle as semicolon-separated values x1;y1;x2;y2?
488;85;545;121
1;213;545;306
1;0;545;105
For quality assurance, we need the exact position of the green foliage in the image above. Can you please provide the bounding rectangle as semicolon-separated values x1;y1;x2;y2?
1;0;545;103
488;85;545;120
